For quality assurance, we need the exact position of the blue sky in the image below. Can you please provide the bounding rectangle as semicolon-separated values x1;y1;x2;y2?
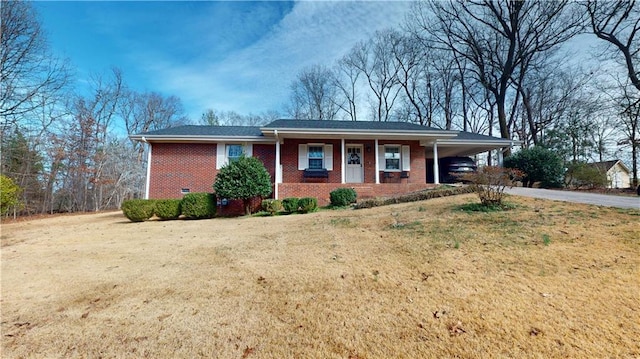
35;1;413;122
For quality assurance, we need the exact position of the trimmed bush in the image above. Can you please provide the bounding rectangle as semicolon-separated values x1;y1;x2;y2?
261;199;283;215
181;193;216;219
154;199;182;220
213;156;272;215
121;199;156;222
330;188;357;207
282;197;300;213
298;197;318;213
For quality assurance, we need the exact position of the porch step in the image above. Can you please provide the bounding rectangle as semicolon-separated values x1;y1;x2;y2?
350;186;374;198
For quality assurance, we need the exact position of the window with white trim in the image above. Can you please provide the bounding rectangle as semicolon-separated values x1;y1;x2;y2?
298;144;333;170
378;144;411;171
385;146;401;170
308;145;324;169
227;144;244;163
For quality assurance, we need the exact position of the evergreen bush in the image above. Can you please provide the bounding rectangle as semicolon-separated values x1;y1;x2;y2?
298;197;318;213
154;199;182;220
261;199;283;215
330;188;357;207
121;199;156;222
282;197;300;213
181;193;216;219
504;146;564;188
213;156;272;215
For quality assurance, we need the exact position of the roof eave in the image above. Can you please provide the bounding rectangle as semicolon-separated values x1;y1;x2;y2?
261;127;458;139
128;135;274;143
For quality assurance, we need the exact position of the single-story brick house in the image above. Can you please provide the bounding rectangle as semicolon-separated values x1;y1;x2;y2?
588;160;632;189
130;119;514;214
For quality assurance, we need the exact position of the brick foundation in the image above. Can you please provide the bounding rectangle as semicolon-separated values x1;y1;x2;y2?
278;183;435;206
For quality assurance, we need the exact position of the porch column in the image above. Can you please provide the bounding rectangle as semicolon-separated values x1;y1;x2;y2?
341;138;346;184
275;133;282;199
497;148;504;167
145;142;152;199
375;138;380;184
433;141;440;185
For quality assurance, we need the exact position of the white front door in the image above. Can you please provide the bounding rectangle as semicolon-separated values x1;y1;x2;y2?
346;145;364;183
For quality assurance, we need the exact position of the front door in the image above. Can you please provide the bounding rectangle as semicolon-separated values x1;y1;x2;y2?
346;145;364;183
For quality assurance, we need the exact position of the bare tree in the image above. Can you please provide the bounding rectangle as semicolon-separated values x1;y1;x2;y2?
121;89;188;160
415;0;581;152
333;54;361;121
347;30;402;122
287;64;340;120
0;0;70;124
586;0;640;92
616;79;640;187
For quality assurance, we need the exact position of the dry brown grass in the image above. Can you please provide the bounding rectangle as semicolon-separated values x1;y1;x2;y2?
1;194;639;358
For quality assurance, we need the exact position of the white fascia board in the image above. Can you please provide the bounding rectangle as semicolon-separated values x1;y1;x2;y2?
261;128;458;140
128;135;274;143
425;139;518;147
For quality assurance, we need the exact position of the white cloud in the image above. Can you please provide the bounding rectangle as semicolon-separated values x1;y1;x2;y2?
139;1;413;120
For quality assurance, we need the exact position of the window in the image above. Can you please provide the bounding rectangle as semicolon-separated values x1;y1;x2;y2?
385;146;401;170
378;144;410;171
227;144;244;163
308;146;324;169
298;144;333;171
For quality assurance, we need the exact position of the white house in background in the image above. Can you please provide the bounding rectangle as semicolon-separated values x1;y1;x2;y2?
589;160;632;189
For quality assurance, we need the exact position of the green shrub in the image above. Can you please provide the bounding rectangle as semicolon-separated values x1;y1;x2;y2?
282;197;300;213
154;199;182;220
298;197;318;213
213;156;272;215
0;175;22;215
261;199;282;215
121;199;156;222
565;162;608;189
330;188;357;207
504;146;564;188
181;193;216;219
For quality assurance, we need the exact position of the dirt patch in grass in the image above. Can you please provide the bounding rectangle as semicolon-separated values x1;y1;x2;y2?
1;194;639;358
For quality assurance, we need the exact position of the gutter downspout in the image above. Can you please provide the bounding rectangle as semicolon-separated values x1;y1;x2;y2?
433;141;439;185
143;137;152;200
274;130;281;200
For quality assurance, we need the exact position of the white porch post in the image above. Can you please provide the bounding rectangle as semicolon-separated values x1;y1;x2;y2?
341;138;346;184
433;141;440;185
274;132;282;199
145;142;152;199
497;148;504;167
375;138;380;184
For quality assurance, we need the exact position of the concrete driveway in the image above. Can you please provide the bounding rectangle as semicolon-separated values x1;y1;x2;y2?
504;187;640;210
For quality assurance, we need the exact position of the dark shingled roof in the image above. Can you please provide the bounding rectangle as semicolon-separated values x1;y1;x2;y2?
262;119;442;132
588;160;620;172
449;131;510;141
139;125;264;137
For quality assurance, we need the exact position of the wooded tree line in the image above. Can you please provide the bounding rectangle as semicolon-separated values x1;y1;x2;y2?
287;0;639;181
1;1;638;216
0;1;192;215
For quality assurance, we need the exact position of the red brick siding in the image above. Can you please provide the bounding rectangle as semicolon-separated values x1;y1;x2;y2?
149;143;217;199
252;144;276;181
377;140;426;184
281;139;343;183
148;140;431;213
